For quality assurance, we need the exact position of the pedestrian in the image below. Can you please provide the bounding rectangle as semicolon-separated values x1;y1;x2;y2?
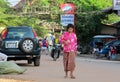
41;38;48;55
109;46;116;60
39;39;43;47
60;24;77;79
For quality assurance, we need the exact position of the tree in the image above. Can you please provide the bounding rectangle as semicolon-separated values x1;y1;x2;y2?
60;0;113;45
30;0;115;44
0;0;48;37
0;0;11;26
1;0;118;43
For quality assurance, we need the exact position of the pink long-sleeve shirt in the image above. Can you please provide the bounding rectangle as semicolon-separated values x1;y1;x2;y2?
60;32;77;53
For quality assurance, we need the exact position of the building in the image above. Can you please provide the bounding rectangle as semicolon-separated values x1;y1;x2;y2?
101;7;120;38
13;0;26;11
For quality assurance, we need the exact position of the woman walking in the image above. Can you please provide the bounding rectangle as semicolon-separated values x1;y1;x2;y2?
60;24;77;79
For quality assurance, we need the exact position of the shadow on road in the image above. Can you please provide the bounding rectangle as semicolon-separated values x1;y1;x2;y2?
16;63;35;67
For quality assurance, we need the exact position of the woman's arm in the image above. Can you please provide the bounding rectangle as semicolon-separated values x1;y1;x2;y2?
60;32;68;45
74;34;78;49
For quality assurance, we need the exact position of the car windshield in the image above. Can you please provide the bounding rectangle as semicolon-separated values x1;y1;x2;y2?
112;40;120;46
103;40;120;47
104;40;116;46
6;28;33;38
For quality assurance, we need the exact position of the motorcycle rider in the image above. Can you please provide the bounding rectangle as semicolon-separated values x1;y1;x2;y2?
51;34;61;60
46;34;54;53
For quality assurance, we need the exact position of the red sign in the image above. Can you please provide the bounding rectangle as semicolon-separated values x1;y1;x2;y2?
60;3;76;14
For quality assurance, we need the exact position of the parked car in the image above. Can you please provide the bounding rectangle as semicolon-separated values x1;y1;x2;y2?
92;35;116;47
90;35;116;53
96;40;120;59
0;26;41;66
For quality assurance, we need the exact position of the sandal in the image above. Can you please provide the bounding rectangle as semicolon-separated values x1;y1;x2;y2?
70;76;76;79
64;76;68;78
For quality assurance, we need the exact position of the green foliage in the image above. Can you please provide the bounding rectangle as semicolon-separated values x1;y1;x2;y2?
103;13;120;24
76;11;106;44
35;0;49;6
0;1;12;27
0;0;47;37
45;0;113;45
0;0;118;44
80;0;112;11
22;17;48;37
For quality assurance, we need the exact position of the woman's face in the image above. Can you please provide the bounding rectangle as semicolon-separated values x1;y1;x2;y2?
68;27;74;33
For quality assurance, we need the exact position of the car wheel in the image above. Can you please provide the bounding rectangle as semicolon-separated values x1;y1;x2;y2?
34;56;40;66
19;38;35;54
28;59;32;64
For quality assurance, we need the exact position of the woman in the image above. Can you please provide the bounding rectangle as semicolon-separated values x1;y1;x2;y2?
60;24;77;79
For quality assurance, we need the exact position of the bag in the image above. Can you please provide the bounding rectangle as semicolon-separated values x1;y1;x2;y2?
0;61;27;74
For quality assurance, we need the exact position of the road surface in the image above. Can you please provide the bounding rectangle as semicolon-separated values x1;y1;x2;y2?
0;55;120;82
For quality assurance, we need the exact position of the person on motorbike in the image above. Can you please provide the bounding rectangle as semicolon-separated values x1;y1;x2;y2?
46;34;54;53
51;34;61;60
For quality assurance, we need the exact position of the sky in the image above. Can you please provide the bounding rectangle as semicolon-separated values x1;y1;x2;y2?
7;0;20;6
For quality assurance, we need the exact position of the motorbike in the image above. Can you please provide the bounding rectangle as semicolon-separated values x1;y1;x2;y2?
51;44;61;61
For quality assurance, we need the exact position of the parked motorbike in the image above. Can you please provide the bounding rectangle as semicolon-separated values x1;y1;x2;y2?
51;44;61;61
77;45;82;55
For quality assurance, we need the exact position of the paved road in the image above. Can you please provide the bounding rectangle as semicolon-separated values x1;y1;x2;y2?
0;55;120;82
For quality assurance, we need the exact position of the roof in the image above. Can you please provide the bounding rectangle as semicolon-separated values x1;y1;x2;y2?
14;0;25;9
13;0;35;9
7;26;32;29
102;21;120;29
93;35;116;39
102;7;120;29
102;6;117;14
111;21;120;28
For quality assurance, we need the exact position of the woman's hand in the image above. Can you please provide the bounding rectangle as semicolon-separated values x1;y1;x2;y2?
64;40;68;45
75;51;77;56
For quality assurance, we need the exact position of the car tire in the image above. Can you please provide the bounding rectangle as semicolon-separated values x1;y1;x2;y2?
34;56;40;66
28;59;32;64
19;38;35;54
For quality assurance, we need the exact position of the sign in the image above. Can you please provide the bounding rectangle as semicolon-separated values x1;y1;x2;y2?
113;0;120;10
118;10;120;16
61;14;74;26
5;41;18;48
60;3;76;14
60;3;76;32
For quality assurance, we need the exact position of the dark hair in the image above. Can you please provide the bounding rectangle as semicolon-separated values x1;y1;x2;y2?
66;24;74;31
